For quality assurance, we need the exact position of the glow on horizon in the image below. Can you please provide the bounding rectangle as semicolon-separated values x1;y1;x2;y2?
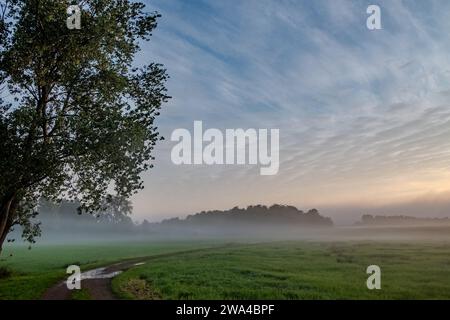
130;0;450;222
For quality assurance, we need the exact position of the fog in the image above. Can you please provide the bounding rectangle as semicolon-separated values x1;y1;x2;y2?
4;199;449;248
321;192;450;225
7;218;450;247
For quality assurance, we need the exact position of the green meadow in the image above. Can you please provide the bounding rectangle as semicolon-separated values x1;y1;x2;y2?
111;241;450;300
0;241;217;300
1;240;449;300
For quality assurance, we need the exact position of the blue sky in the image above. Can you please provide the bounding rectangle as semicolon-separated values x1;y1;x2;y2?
132;0;450;223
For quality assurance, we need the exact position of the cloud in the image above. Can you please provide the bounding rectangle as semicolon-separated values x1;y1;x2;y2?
131;0;450;222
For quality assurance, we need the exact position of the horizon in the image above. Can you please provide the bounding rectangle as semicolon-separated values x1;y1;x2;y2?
128;0;450;224
2;0;450;304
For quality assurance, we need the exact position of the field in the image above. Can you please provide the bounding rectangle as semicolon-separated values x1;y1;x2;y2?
1;238;450;300
112;241;450;300
0;241;219;299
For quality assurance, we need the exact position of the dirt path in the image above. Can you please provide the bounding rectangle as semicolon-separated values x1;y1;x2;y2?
42;245;237;300
42;258;147;300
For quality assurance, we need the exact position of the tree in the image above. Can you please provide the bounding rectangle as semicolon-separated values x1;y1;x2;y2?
96;195;134;226
0;0;170;253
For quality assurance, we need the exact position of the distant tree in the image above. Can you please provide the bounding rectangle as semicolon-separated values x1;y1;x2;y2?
0;0;170;253
97;195;133;225
361;215;374;224
306;208;319;215
160;204;333;227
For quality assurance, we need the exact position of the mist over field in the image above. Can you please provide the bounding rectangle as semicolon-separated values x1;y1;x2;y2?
2;199;450;301
5;201;450;246
320;192;450;225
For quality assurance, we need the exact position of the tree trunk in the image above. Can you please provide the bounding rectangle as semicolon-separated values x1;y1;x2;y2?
0;194;17;255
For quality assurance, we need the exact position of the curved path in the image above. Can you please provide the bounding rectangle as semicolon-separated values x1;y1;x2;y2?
42;257;145;300
42;245;236;300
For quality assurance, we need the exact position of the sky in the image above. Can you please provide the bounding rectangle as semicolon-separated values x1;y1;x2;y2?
131;0;450;223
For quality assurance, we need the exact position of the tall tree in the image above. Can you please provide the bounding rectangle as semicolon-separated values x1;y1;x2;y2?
0;0;170;252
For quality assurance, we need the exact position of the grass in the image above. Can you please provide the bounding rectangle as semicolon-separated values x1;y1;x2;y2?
113;278;161;300
71;288;92;300
0;240;221;300
1;239;450;300
112;241;450;300
0;266;12;280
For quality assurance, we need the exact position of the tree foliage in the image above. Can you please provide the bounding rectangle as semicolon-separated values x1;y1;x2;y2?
0;0;170;250
157;205;334;228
